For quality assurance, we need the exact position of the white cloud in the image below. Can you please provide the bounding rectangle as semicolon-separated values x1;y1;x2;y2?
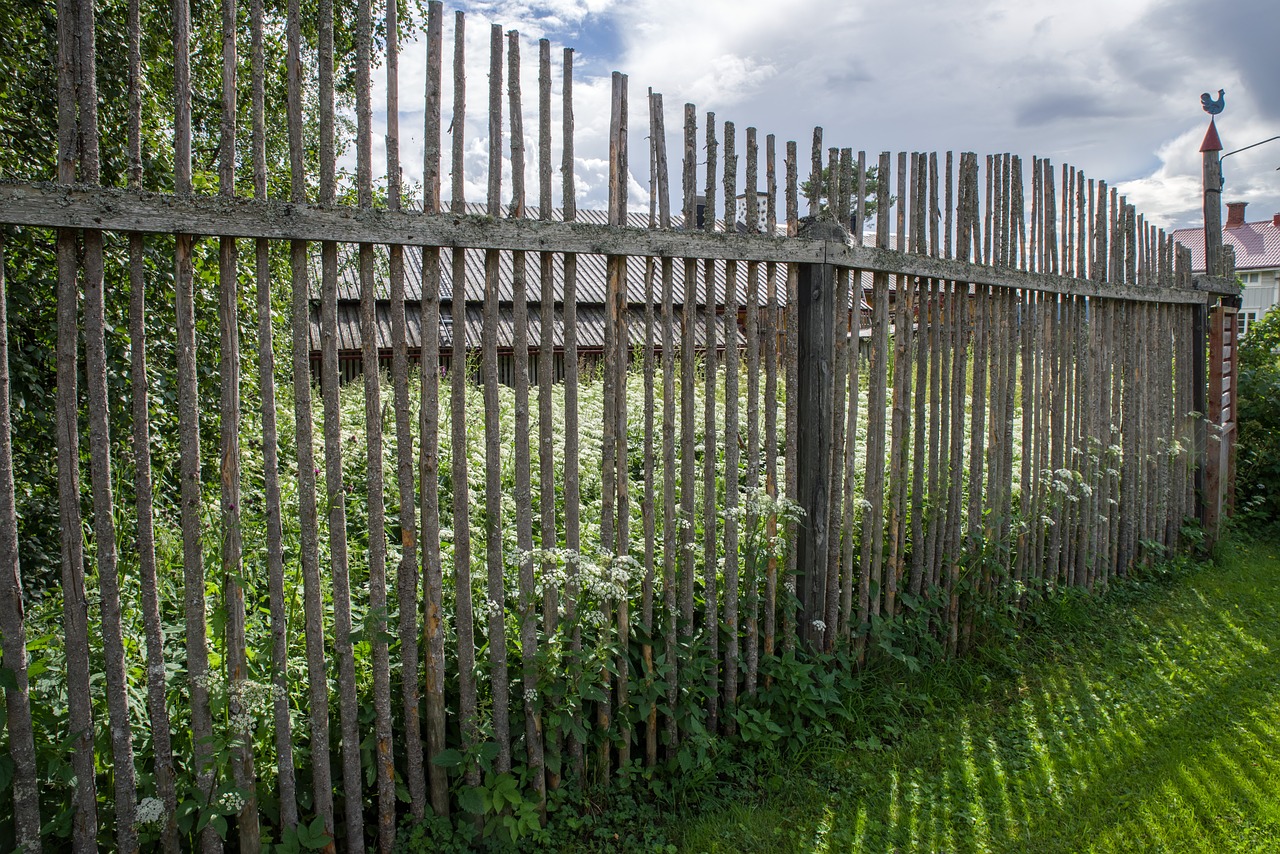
343;0;1280;227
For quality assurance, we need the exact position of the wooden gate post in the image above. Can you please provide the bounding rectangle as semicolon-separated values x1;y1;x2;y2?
1195;120;1223;534
795;217;847;650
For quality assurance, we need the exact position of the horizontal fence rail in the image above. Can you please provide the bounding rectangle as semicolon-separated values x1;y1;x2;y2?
0;0;1240;851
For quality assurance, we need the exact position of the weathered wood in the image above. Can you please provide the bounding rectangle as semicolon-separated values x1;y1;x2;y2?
508;30;546;814
285;0;334;834
641;91;659;765
537;35;561;792
652;92;679;752
679;104;698;655
822;149;852;649
318;0;364;840
860;152;892;657
0;183;1229;302
76;0;138;845
609;70;632;771
722;120;741;721
744;126;762;694
562;46;585;782
925;152;943;596
796;216;845;650
482;23;512;779
886;151;910;620
419;1;448;816
702;111;720;730
359;0;394;843
845;150;868;644
784;139;799;653
173;0;219;843
216;0;256;844
450;10;481;795
839;257;861;641
0;237;39;854
250;0;295;832
909;153;929;602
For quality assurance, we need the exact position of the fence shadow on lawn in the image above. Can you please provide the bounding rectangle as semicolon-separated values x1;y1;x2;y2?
694;547;1280;853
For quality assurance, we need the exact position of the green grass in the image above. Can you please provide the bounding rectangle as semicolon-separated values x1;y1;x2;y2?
678;535;1280;853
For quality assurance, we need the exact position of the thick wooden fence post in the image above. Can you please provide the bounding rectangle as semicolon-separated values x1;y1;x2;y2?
795;217;846;650
1196;120;1222;534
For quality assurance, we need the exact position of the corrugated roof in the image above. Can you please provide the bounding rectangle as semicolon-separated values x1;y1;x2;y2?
316;245;812;308
1171;218;1280;273
309;205;862;308
309;303;747;354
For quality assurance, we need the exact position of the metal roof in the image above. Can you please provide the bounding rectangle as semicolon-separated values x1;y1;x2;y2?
1171;219;1280;274
310;205;867;308
308;302;747;354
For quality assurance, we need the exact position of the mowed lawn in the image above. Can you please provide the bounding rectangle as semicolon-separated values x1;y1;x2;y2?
680;536;1280;853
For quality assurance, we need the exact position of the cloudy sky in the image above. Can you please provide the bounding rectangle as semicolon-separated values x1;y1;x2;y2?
359;0;1280;231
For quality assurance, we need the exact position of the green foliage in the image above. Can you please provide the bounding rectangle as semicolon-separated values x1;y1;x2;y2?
1237;305;1280;527
680;536;1280;853
799;163;886;226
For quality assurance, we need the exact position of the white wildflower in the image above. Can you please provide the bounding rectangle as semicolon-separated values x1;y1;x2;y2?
486;598;504;620
811;619;827;633
134;797;165;828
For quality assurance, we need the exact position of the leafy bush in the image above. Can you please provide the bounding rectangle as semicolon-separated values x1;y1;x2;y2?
1237;305;1280;527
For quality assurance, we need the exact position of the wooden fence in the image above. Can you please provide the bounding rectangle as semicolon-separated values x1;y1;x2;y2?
0;0;1241;851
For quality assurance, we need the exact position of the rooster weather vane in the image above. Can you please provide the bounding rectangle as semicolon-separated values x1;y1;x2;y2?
1201;89;1225;116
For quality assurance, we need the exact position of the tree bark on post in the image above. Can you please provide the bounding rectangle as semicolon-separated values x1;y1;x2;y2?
795;216;846;650
1196;120;1222;534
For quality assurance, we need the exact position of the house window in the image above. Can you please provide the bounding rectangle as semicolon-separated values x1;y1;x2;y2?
1244;272;1261;284
1240;311;1257;337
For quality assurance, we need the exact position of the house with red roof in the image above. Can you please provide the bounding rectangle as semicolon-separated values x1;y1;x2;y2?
1172;201;1280;336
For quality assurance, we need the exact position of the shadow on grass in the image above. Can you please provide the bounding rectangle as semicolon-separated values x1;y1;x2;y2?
681;544;1280;853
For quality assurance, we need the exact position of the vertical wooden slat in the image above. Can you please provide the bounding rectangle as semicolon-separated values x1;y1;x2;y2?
822;149;851;648
861;152;891;652
536;35;560;791
507;29;546;814
946;154;975;653
386;0;424;835
78;0;139;843
808;128;823;217
722;120;740;720
702;112;720;730
783;140;799;652
285;0;335;835
839;152;865;639
641;89;659;767
0;234;39;854
481;23;512;778
317;0;364;838
909;154;929;601
925;152;943;596
173;0;220;843
763;134;780;662
744;126;762;694
600;75;620;775
885;151;910;620
215;0;256;842
652;92;678;753
445;9;481;798
249;0;295;833
561;46;584;781
679;103;697;652
419;2;448;817
934;154;954;602
613;73;632;770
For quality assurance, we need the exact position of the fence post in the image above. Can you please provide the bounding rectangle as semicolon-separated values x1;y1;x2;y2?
1195;120;1223;534
795;217;846;650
